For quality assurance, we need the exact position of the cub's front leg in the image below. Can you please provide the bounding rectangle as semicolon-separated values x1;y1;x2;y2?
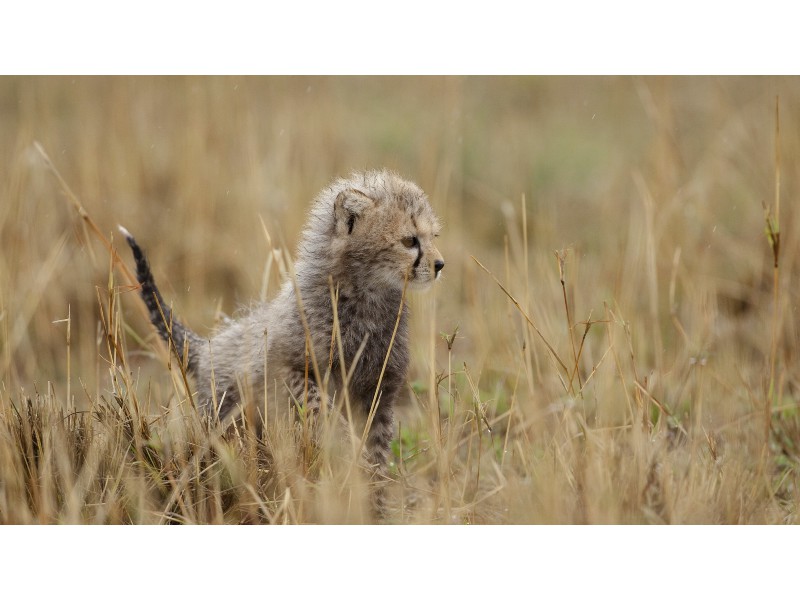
285;369;395;520
361;380;404;520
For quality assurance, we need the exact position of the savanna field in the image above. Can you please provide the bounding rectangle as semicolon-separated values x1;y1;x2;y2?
1;76;798;524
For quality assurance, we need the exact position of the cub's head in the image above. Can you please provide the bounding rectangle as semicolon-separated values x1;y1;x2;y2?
307;170;444;292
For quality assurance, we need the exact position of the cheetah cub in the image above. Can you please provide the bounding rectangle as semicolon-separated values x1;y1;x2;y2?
121;170;444;515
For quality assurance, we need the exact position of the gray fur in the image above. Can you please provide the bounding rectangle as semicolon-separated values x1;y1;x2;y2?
122;170;444;514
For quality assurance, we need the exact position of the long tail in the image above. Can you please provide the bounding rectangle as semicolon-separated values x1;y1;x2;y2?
119;226;202;373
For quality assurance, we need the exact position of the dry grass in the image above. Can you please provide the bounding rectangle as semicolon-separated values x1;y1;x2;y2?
1;76;799;524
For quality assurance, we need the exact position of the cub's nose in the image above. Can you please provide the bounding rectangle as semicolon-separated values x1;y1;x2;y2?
434;259;445;275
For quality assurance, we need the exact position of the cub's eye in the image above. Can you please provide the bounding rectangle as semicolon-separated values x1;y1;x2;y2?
402;236;418;249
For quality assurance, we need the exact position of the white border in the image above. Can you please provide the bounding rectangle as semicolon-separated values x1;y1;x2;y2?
3;526;795;597
2;2;797;74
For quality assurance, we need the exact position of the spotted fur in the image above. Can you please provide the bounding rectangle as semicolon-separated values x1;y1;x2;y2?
121;170;444;517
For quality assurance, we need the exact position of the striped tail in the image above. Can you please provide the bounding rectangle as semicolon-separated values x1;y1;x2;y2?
119;226;202;373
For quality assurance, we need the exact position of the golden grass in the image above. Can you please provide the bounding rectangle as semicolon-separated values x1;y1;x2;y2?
1;76;798;524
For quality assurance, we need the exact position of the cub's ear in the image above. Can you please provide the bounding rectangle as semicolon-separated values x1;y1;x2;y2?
334;189;375;235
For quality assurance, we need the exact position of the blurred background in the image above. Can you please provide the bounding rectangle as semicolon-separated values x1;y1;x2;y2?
2;76;796;396
2;77;800;524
